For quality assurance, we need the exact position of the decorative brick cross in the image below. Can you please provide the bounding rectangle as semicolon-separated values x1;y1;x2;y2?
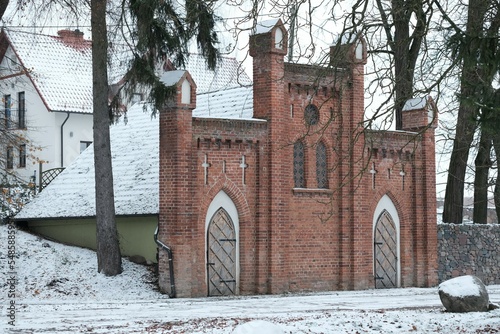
240;155;248;185
370;162;377;189
202;154;211;185
400;169;406;190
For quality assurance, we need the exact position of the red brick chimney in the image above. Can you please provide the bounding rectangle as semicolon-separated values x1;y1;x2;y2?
57;29;88;48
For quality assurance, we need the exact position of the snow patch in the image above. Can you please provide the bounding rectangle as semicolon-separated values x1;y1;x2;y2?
233;320;284;334
1;224;500;333
439;276;482;298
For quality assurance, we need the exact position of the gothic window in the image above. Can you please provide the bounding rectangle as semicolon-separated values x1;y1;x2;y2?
316;142;328;188
304;104;319;125
293;141;305;188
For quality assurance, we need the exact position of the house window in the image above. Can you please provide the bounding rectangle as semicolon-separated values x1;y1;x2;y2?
4;94;11;129
80;141;92;153
19;144;26;168
293;141;305;188
131;93;143;105
316;142;328;188
18;92;26;128
6;146;13;169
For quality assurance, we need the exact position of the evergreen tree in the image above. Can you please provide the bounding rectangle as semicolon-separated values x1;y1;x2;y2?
90;0;220;275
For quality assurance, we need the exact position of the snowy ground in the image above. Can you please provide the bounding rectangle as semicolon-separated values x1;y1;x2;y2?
1;224;499;333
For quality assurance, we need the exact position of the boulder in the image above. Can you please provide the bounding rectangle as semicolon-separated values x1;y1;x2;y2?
128;255;147;265
438;275;490;312
232;320;284;334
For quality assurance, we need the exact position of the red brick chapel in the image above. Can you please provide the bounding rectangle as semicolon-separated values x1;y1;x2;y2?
157;19;438;298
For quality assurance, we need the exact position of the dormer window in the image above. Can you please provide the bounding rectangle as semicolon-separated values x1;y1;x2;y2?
275;27;284;49
355;40;363;60
181;79;191;104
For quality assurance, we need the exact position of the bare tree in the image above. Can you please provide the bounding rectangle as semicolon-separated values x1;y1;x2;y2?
440;0;500;223
373;0;428;129
473;130;492;223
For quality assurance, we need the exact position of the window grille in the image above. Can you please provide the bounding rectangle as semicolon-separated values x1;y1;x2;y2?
293;141;305;188
304;104;319;125
316;142;328;188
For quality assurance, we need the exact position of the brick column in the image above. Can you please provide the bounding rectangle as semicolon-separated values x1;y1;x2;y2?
402;97;438;287
158;71;201;297
249;19;290;293
330;37;369;289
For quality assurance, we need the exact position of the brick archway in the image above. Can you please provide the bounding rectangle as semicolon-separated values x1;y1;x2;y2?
372;194;401;288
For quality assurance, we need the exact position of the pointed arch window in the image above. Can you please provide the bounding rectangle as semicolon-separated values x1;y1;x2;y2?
293;141;305;188
316;142;328;188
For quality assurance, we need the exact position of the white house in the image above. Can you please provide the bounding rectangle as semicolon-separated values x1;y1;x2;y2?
0;28;100;184
0;28;251;187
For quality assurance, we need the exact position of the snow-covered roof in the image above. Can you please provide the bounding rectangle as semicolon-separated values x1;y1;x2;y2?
160;70;188;87
194;86;253;119
184;55;251;93
15;84;256;220
253;19;280;35
2;28;251;114
11;38;256;220
14;102;159;219
4;29;98;113
403;97;428;111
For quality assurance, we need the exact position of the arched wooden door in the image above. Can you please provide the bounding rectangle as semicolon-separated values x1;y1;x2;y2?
374;210;398;288
207;208;237;296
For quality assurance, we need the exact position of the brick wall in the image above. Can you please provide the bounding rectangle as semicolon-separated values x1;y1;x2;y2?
438;223;500;285
158;19;438;297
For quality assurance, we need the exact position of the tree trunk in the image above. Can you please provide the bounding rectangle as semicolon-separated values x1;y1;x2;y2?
0;0;9;21
473;129;491;224
91;0;122;275
493;137;500;224
442;0;489;224
442;89;478;224
390;0;425;130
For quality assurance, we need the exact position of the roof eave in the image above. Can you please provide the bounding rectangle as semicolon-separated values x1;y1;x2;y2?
13;213;159;222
